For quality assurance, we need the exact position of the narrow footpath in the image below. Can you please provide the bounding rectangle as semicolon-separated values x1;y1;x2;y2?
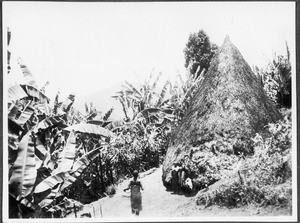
67;167;289;219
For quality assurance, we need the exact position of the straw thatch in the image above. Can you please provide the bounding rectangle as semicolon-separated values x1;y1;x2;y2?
162;36;281;188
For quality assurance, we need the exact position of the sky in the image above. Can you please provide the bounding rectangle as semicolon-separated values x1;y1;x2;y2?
3;1;295;101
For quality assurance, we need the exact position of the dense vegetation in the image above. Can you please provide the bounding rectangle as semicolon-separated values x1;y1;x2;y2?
253;42;292;108
7;29;293;218
196;108;292;209
7;58;192;218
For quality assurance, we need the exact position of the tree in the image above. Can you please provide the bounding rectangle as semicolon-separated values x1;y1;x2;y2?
253;42;292;108
183;30;218;78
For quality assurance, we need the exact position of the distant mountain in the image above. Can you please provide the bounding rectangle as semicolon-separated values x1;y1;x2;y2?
73;83;125;121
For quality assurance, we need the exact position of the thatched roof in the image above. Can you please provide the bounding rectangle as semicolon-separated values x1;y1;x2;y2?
162;36;281;188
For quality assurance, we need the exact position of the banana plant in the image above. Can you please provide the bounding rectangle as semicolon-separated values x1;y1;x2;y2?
32;147;102;208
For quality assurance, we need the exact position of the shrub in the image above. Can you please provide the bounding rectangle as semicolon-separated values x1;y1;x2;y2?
196;109;292;208
181;143;240;190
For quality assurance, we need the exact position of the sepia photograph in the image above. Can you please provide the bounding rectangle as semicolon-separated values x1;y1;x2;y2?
2;1;297;222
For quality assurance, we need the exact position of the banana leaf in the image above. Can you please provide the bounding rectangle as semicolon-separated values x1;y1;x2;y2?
52;131;76;174
35;155;43;170
34;115;67;132
34;147;101;206
71;147;101;177
34;101;51;116
64;123;114;138
8;85;28;104
23;113;39;135
58;175;77;193
34;136;47;160
34;172;70;194
21;85;49;104
9;132;37;199
43;152;56;171
38;183;62;208
8;102;35;127
18;58;38;88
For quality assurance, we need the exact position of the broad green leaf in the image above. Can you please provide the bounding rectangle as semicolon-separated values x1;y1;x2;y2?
8;85;28;104
8;102;35;127
52;131;76;174
34;136;47;166
44;152;56;171
9;132;37;199
21;85;49;104
34;172;70;194
58;175;77;193
71;148;100;177
38;198;54;208
35;148;101;207
38;183;62;208
35;155;43;170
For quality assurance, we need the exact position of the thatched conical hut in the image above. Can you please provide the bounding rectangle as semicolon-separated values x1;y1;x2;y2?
162;36;281;189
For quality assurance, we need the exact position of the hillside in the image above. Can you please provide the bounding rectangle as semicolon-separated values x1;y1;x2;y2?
73;83;125;120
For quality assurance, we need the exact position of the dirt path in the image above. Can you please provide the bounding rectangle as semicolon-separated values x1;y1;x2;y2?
69;167;194;219
67;167;290;219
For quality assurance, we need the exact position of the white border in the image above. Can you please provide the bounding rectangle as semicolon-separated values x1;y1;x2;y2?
2;1;298;222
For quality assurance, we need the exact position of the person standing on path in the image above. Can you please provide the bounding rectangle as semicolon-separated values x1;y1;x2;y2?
171;164;179;193
123;170;144;216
